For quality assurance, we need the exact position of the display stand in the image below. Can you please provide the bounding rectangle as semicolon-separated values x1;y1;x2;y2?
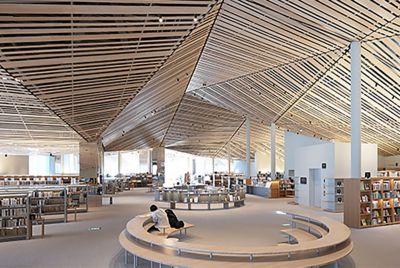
323;178;344;212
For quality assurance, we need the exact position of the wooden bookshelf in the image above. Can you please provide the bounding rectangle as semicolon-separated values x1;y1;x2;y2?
344;177;400;228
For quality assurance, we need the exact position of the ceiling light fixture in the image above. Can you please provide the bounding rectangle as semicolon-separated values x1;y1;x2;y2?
193;17;198;22
158;17;163;23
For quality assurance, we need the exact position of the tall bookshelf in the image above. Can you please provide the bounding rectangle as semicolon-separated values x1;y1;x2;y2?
0;193;30;241
345;177;400;228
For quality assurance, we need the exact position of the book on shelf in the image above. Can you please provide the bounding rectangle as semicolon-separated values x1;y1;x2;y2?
372;210;380;218
394;181;400;190
361;219;367;226
361;195;369;202
383;182;390;191
361;206;371;214
383;201;390;208
372;182;381;191
372;200;379;209
372;191;382;199
393;198;399;207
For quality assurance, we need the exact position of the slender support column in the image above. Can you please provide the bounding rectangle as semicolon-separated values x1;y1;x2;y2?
351;41;361;179
270;123;276;180
148;150;152;173
117;151;121;175
212;157;215;186
246;117;251;178
228;142;231;174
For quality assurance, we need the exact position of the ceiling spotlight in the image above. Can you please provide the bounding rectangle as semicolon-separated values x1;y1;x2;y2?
158;17;163;23
2;77;6;80
193;17;198;22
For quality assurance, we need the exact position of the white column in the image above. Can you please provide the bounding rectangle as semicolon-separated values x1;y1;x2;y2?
351;41;361;179
212;157;215;186
228;143;231;174
148;150;152;173
246;117;251;178
270;123;276;180
117;151;121;175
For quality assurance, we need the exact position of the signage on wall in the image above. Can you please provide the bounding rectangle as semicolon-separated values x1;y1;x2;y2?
300;177;307;184
322;163;327;169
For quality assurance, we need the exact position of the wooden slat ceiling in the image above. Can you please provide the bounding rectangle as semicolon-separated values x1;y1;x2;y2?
194;34;400;156
104;0;400;158
102;2;222;149
0;0;217;141
187;0;399;91
1;0;399;159
0;66;81;154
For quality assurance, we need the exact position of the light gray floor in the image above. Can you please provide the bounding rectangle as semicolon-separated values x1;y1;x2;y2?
0;189;397;268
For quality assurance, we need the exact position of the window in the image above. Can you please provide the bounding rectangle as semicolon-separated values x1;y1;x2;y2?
120;151;139;174
63;153;79;174
29;154;50;175
104;152;119;178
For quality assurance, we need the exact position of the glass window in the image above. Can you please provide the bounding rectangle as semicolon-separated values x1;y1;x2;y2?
214;158;228;172
104;152;119;178
120;151;139;174
63;153;79;174
29;154;50;175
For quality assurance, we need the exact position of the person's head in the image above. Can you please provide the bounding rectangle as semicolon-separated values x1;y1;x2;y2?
150;205;158;212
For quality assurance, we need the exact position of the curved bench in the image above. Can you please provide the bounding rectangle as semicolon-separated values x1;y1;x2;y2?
119;211;353;267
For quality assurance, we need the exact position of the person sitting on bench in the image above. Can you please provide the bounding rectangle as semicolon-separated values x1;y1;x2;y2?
165;209;184;229
148;204;169;232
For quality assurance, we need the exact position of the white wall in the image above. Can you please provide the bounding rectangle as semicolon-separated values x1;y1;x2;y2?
255;151;284;173
334;143;378;177
294;143;335;206
379;155;400;170
294;141;378;207
0;155;29;175
284;132;328;177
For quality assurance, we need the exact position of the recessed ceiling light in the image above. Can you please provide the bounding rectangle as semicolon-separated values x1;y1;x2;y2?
193;17;198;22
159;17;163;23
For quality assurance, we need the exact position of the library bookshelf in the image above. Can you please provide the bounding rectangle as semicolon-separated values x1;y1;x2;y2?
344;177;400;228
0;192;30;241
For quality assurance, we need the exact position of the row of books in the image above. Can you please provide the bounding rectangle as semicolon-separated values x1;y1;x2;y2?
0;218;26;227
0;208;27;217
0;198;25;206
360;182;370;191
31;191;63;198
361;195;369;202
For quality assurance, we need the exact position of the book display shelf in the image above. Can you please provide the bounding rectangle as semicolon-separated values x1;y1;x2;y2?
279;179;295;198
66;185;88;213
30;187;67;223
323;178;344;212
0;192;30;241
344;177;400;228
0;175;80;186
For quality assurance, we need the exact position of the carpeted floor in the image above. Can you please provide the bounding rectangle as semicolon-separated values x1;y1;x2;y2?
0;189;397;268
